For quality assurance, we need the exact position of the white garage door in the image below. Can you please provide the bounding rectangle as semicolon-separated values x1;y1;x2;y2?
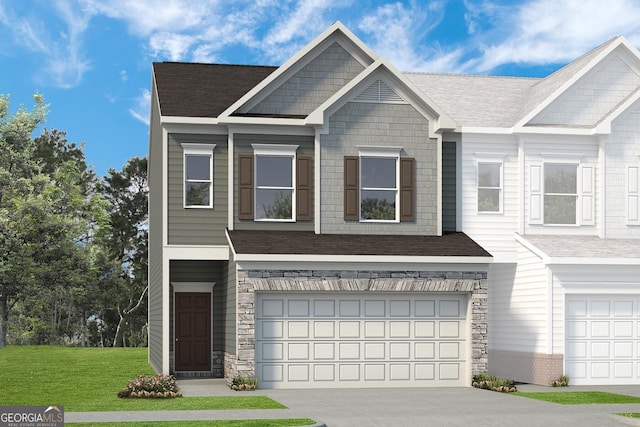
255;293;468;389
566;295;640;385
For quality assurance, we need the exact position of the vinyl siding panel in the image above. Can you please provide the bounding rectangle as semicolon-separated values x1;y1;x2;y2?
607;100;640;238
167;133;228;245
225;255;237;354
320;101;437;235
460;135;518;259
247;42;365;116
147;84;164;373
233;134;314;231
490;244;548;353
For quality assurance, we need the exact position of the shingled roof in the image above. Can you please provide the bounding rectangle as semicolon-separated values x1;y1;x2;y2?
227;230;492;258
153;62;277;117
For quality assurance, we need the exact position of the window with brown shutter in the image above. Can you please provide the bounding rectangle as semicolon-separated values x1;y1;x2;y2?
296;155;312;221
400;157;415;222
238;154;253;220
344;156;359;221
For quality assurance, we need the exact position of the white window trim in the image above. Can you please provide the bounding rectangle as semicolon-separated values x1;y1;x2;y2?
358;146;402;223
181;143;216;209
477;161;503;214
628;166;640;225
252;144;298;222
543;161;579;226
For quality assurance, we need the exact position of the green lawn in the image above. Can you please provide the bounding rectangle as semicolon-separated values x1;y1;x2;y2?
67;420;317;427
514;391;640;405
0;346;285;412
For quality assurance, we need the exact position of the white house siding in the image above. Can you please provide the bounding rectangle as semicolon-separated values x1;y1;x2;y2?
606;100;640;238
320;101;437;235
522;135;600;236
460;134;519;260
248;42;366;116
531;49;640;126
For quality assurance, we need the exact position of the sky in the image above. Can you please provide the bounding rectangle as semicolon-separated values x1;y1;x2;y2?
2;0;640;177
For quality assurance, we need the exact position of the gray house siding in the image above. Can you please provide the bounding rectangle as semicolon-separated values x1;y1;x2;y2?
248;42;366;116
442;141;457;232
233;133;314;231
225;254;237;355
148;86;164;373
320;101;438;235
167;133;228;246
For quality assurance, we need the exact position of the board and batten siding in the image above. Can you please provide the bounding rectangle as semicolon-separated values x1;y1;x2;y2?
460;135;519;260
167;133;228;246
247;42;366;116
169;260;226;352
442;140;457;232
147;85;164;373
491;243;548;353
607;102;640;238
233;133;314;231
320;101;437;235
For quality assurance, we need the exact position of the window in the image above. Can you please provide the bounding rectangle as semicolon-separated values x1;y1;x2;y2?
477;162;502;212
544;163;577;225
182;143;215;208
629;166;639;224
360;156;398;221
252;144;298;221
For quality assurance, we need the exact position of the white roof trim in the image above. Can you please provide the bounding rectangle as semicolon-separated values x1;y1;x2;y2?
307;58;456;135
232;253;492;264
218;21;377;121
516;36;635;128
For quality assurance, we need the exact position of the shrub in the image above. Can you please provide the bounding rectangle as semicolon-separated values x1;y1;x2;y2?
551;375;570;387
118;374;182;398
472;373;517;393
230;376;258;391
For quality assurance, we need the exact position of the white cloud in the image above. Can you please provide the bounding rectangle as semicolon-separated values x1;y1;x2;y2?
471;0;640;72
129;88;151;125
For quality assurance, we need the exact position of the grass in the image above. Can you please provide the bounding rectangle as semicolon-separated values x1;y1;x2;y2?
67;420;317;427
0;346;285;412
618;413;640;419
514;391;640;405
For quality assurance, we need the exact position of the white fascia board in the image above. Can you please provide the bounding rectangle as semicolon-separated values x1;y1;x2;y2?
515;37;625;128
164;245;229;260
514;233;549;263
219;22;376;120
232;253;492;264
545;257;640;266
594;88;640;134
237;260;491;272
161;116;219;125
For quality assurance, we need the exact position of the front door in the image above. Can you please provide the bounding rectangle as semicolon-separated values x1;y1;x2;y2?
175;292;211;372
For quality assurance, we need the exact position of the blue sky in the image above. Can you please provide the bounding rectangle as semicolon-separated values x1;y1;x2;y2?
2;0;640;176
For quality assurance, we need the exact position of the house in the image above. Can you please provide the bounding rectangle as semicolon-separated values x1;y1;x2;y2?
148;22;640;388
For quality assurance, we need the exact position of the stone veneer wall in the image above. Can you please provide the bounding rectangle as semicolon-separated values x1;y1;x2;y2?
226;269;488;384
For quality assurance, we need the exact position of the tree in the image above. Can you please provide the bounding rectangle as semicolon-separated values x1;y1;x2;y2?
97;157;148;347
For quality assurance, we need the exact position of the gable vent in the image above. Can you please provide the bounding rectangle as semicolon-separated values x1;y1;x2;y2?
355;80;405;104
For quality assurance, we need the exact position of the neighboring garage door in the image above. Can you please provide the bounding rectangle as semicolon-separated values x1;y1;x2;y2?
255;293;468;388
566;295;640;385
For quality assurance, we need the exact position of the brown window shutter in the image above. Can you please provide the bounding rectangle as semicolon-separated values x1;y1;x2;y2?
296;155;313;221
400;157;415;222
344;156;359;221
238;154;253;220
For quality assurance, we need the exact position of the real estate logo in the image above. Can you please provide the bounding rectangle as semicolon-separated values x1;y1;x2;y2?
0;406;64;427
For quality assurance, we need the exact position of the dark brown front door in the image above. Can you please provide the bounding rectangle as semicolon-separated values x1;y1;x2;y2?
175;293;211;371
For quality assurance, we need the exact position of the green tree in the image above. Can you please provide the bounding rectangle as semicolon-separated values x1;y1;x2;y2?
97;157;148;347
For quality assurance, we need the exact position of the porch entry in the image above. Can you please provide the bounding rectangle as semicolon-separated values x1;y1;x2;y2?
175;292;211;372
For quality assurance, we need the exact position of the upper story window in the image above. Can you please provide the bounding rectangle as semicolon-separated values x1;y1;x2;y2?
628;166;639;225
253;144;298;221
360;154;399;221
344;147;415;223
544;163;577;224
529;160;594;226
477;162;502;213
182;143;216;208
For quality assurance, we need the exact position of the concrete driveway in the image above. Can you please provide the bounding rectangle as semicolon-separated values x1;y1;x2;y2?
66;379;640;426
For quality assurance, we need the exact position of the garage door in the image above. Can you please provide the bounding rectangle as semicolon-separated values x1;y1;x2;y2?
566;295;640;385
255;293;468;388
